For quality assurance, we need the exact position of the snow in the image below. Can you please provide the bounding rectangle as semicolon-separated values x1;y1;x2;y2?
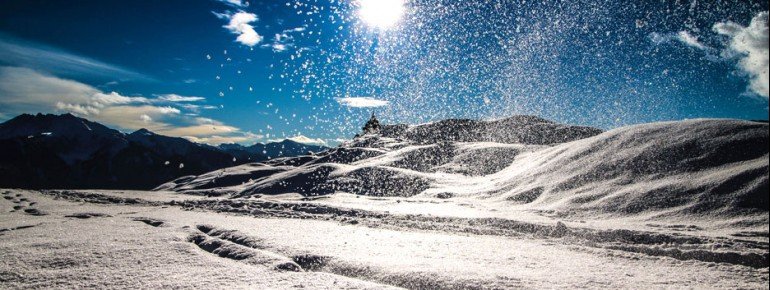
2;118;767;288
159;119;768;235
0;191;393;289
80;120;92;131
0;189;767;288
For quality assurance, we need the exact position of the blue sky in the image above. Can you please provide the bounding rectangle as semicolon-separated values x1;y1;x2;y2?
0;0;768;145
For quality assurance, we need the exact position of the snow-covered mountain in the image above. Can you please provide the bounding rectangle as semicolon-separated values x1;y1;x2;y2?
158;117;768;227
0;113;321;189
380;115;603;144
219;139;327;160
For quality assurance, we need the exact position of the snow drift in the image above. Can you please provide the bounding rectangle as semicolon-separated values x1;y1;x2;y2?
157;117;768;222
437;119;768;219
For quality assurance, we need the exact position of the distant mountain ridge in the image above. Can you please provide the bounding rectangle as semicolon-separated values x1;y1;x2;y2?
0;113;328;189
218;140;328;161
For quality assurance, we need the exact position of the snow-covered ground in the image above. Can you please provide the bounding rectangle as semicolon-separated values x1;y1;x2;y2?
2;118;768;288
0;188;767;289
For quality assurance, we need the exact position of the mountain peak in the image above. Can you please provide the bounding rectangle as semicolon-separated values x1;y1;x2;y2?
0;112;119;140
131;128;155;136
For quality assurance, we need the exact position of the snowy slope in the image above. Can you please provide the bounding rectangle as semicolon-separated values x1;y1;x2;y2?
380;115;603;144
446;119;768;218
159;118;768;230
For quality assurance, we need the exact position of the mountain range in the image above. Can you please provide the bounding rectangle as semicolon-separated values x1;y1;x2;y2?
218;140;327;162
0;113;328;189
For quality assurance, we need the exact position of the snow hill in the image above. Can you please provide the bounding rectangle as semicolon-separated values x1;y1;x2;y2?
158;117;768;226
380;115;602;144
0;113;326;189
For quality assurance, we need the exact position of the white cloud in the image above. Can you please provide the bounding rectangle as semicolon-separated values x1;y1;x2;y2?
284;27;306;33
81;105;180;130
0;66;250;145
270;42;288;52
215;0;249;7
194;117;219;125
92;91;149;106
0;34;152;82
260;27;307;53
0;67;147;116
154;94;206;102
649;31;711;51
177;104;220;113
676;31;708;50
714;12;769;98
183;132;262;145
54;102;99;116
158;124;238;137
335;97;390;108
216;11;263;47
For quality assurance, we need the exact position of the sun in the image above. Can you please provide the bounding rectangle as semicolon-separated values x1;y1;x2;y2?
357;0;406;29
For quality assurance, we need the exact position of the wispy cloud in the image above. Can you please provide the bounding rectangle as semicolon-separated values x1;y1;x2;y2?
0;66;255;145
649;31;712;51
335;97;389;108
177;103;219;114
676;31;709;50
154;94;206;102
215;0;249;8
649;12;768;99
214;11;263;47
0;34;153;82
261;27;307;52
714;12;769;98
0;66;149;116
184;132;262;145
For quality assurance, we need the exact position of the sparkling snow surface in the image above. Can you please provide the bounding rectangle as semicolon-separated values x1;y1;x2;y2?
0;190;767;289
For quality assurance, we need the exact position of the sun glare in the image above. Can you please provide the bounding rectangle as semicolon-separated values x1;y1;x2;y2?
357;0;405;29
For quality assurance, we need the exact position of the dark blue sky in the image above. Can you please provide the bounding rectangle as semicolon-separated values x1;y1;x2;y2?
0;0;767;145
